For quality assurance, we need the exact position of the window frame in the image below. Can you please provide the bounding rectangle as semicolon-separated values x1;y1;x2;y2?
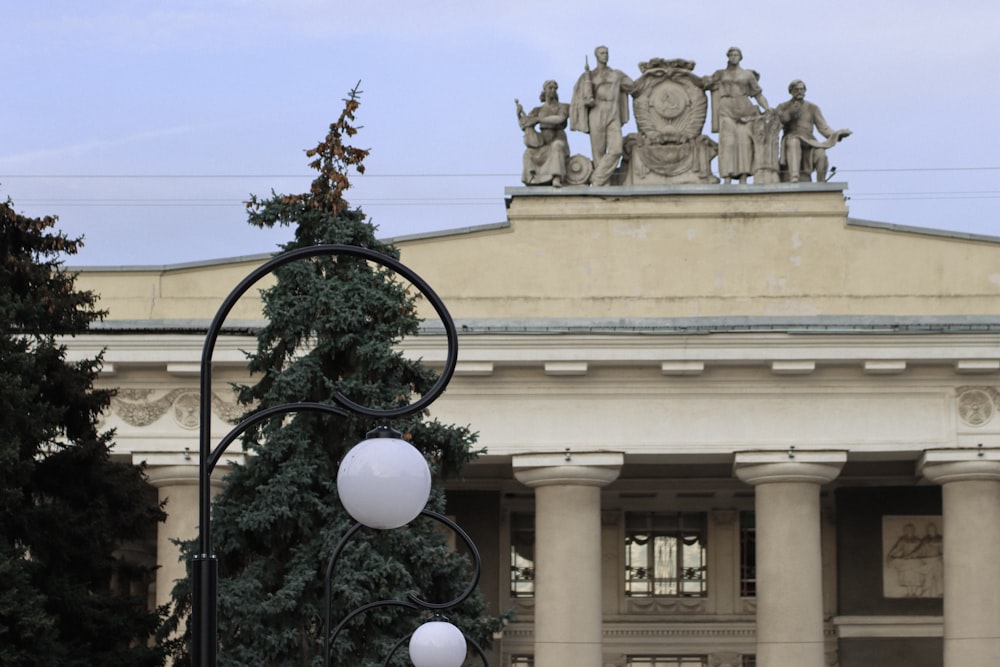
624;511;709;599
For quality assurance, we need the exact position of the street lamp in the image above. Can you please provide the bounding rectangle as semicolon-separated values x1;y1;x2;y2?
192;244;484;666
322;507;488;667
337;427;431;529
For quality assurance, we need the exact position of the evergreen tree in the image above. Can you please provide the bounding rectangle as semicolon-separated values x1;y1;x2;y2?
0;199;167;666
169;87;501;666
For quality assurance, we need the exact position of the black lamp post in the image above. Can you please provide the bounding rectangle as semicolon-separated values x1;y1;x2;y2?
191;244;482;667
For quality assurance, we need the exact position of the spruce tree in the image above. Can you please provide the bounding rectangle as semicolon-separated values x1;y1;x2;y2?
169;87;499;666
0;199;167;666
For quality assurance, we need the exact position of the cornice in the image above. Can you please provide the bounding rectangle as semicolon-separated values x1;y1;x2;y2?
63;325;1000;380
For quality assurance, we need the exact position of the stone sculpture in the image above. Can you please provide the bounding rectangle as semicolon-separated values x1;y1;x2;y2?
516;80;571;187
704;47;772;184
621;58;718;185
883;517;944;599
514;44;850;187
570;46;634;186
776;80;852;182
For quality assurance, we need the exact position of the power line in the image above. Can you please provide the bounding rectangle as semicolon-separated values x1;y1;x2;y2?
15;190;1000;207
18;197;500;203
3;166;1000;179
0;173;518;179
850;195;1000;201
7;168;1000;209
14;198;503;208
837;167;1000;173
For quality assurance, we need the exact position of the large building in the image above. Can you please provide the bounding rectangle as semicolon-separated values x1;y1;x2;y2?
71;183;1000;667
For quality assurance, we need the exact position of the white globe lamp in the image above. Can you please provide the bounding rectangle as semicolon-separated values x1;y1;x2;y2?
408;620;467;667
336;429;431;529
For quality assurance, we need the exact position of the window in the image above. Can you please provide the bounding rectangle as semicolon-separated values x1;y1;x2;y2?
626;656;706;666
741;656;756;667
511;656;534;667
740;511;756;597
625;512;707;597
510;512;535;598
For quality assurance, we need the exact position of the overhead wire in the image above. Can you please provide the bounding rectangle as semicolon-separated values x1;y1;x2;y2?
3;167;1000;208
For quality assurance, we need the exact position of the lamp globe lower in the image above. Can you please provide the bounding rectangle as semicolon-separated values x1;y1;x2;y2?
408;620;467;667
336;435;431;529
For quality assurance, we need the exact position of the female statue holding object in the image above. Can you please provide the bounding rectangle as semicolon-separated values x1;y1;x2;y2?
706;47;771;184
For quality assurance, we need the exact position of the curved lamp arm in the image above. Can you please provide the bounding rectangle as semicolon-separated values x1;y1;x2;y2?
323;510;485;667
192;244;459;667
198;244;459;555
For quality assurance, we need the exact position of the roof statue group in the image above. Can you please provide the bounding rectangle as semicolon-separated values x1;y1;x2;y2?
515;46;851;187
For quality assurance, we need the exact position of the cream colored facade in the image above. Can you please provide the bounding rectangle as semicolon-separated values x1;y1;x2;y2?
70;183;1000;667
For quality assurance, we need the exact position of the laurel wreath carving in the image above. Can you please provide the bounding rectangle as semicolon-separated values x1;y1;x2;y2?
111;389;243;428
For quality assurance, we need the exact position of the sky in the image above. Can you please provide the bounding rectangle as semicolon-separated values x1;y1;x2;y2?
3;1;999;267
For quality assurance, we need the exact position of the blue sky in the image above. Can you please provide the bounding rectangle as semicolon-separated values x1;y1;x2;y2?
3;1;999;266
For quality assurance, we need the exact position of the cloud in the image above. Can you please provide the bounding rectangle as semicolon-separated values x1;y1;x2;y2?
0;125;197;166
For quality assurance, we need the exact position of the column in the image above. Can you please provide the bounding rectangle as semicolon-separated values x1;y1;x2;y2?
734;450;846;667
145;463;226;609
920;449;1000;667
513;451;623;667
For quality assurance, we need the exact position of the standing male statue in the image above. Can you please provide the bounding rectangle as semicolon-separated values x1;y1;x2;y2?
776;80;851;182
570;45;634;186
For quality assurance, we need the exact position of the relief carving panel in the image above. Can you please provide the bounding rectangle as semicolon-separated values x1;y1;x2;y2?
111;389;242;428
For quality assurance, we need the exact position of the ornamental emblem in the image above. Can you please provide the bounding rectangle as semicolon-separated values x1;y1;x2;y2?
957;387;998;427
623;58;718;184
172;391;200;429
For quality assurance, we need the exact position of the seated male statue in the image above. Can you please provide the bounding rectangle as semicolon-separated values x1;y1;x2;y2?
776;80;851;182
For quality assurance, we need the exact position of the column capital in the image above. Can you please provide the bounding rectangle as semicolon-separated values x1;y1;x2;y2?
513;451;623;488
733;450;847;486
919;448;1000;484
143;463;201;488
143;462;230;491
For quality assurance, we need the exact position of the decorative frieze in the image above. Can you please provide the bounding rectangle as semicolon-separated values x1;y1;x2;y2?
110;389;242;428
210;391;245;423
624;596;706;614
602;622;754;640
112;389;185;427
